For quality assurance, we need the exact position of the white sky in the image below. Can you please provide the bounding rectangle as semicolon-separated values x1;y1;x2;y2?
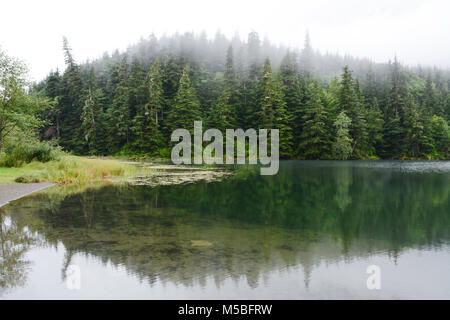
1;0;449;81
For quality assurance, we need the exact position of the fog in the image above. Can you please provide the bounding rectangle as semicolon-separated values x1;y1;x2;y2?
1;0;449;81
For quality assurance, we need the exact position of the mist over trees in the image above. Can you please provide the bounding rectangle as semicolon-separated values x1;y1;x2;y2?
33;31;450;159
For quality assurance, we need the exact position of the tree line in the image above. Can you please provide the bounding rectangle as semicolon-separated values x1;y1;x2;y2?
33;32;450;159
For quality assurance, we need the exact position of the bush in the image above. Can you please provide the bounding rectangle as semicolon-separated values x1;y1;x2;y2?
0;142;61;167
14;175;41;183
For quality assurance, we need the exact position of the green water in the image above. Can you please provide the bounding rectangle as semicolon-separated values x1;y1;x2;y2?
1;161;449;299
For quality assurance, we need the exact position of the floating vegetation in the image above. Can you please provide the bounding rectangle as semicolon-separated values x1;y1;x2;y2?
115;163;232;186
191;240;214;247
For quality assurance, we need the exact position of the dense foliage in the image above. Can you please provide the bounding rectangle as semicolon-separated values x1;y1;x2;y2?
0;49;48;151
34;32;450;159
0;141;60;167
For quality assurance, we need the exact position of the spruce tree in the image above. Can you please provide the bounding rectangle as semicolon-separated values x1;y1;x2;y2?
280;52;303;147
167;66;202;135
212;46;239;132
430;115;450;158
59;37;84;153
81;88;96;154
403;96;434;158
338;67;368;158
133;57;164;154
41;70;62;140
423;75;437;116
299;31;314;79
382;58;407;158
365;97;384;156
106;55;131;152
297;80;331;159
333;111;353;160
351;80;369;157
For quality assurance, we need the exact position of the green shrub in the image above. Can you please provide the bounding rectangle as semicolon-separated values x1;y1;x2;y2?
14;175;41;183
0;142;61;167
158;147;171;158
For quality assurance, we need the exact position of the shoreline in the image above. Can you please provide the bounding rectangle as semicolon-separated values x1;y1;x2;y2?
0;182;56;208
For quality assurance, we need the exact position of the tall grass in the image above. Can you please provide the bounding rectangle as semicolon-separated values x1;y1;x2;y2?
20;156;140;184
0;154;144;184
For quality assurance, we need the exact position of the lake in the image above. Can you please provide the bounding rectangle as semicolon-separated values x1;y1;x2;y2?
1;161;449;299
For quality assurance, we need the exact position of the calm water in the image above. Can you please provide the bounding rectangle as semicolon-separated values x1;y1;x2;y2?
1;161;449;299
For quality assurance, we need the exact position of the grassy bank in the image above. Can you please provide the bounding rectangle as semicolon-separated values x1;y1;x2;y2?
0;155;142;184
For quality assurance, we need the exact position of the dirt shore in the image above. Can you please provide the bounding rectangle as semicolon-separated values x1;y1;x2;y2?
0;182;56;208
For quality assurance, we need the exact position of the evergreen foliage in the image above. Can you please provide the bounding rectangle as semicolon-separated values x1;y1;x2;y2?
31;33;450;160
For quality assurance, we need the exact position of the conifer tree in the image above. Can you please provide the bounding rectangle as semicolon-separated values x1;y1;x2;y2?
300;31;314;79
128;57;148;120
403;96;434;158
59;37;84;153
133;57;164;153
81;88;96;154
280;52;303;145
423;75;437;116
107;56;131;151
41;70;62;140
254;59;294;157
212;46;239;132
382;58;407;158
430;115;450;158
338;67;368;157
333;111;353;160
298;80;331;159
351;80;369;157
365;97;384;156
167;66;202;135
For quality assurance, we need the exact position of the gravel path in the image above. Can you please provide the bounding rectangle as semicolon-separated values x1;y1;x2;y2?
0;182;56;208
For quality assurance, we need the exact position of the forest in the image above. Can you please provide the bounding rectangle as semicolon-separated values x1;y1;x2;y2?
26;31;450;159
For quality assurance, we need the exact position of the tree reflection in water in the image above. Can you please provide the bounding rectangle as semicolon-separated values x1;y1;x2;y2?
0;213;34;296
0;161;449;291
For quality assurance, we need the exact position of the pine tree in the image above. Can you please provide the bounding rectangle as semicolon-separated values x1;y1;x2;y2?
133;57;164;154
41;70;62;140
300;31;314;79
403;96;434;158
351;80;369;157
106;55;131;151
212;46;239;132
128;57;148;120
258;59;275;128
280;52;303;147
382;58;407;158
167;66;202;135
59;37;85;153
365;97;384;156
333;111;353;160
423;75;437;116
247;31;262;81
430;115;450;158
256;60;294;157
81;87;96;154
338;66;355;113
338;67;368;157
297;80;331;159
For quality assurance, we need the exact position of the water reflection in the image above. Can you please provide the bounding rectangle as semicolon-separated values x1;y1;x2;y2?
0;214;34;295
0;161;449;298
